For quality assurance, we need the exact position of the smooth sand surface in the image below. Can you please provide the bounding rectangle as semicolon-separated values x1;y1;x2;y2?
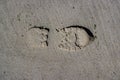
0;0;120;80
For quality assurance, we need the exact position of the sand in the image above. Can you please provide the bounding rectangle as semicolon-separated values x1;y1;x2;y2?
0;0;120;80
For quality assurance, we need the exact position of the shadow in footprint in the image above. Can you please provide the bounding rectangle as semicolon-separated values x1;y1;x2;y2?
66;25;94;38
29;26;50;32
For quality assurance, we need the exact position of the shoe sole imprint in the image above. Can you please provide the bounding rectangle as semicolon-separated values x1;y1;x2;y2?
26;25;94;51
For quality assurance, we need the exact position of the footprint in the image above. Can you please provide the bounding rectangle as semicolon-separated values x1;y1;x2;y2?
27;26;49;48
56;25;95;51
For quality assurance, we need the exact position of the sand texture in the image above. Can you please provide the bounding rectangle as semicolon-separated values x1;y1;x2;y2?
0;0;120;80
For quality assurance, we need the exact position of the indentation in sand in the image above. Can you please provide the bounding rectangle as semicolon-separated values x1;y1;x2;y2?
27;26;49;48
56;25;94;51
